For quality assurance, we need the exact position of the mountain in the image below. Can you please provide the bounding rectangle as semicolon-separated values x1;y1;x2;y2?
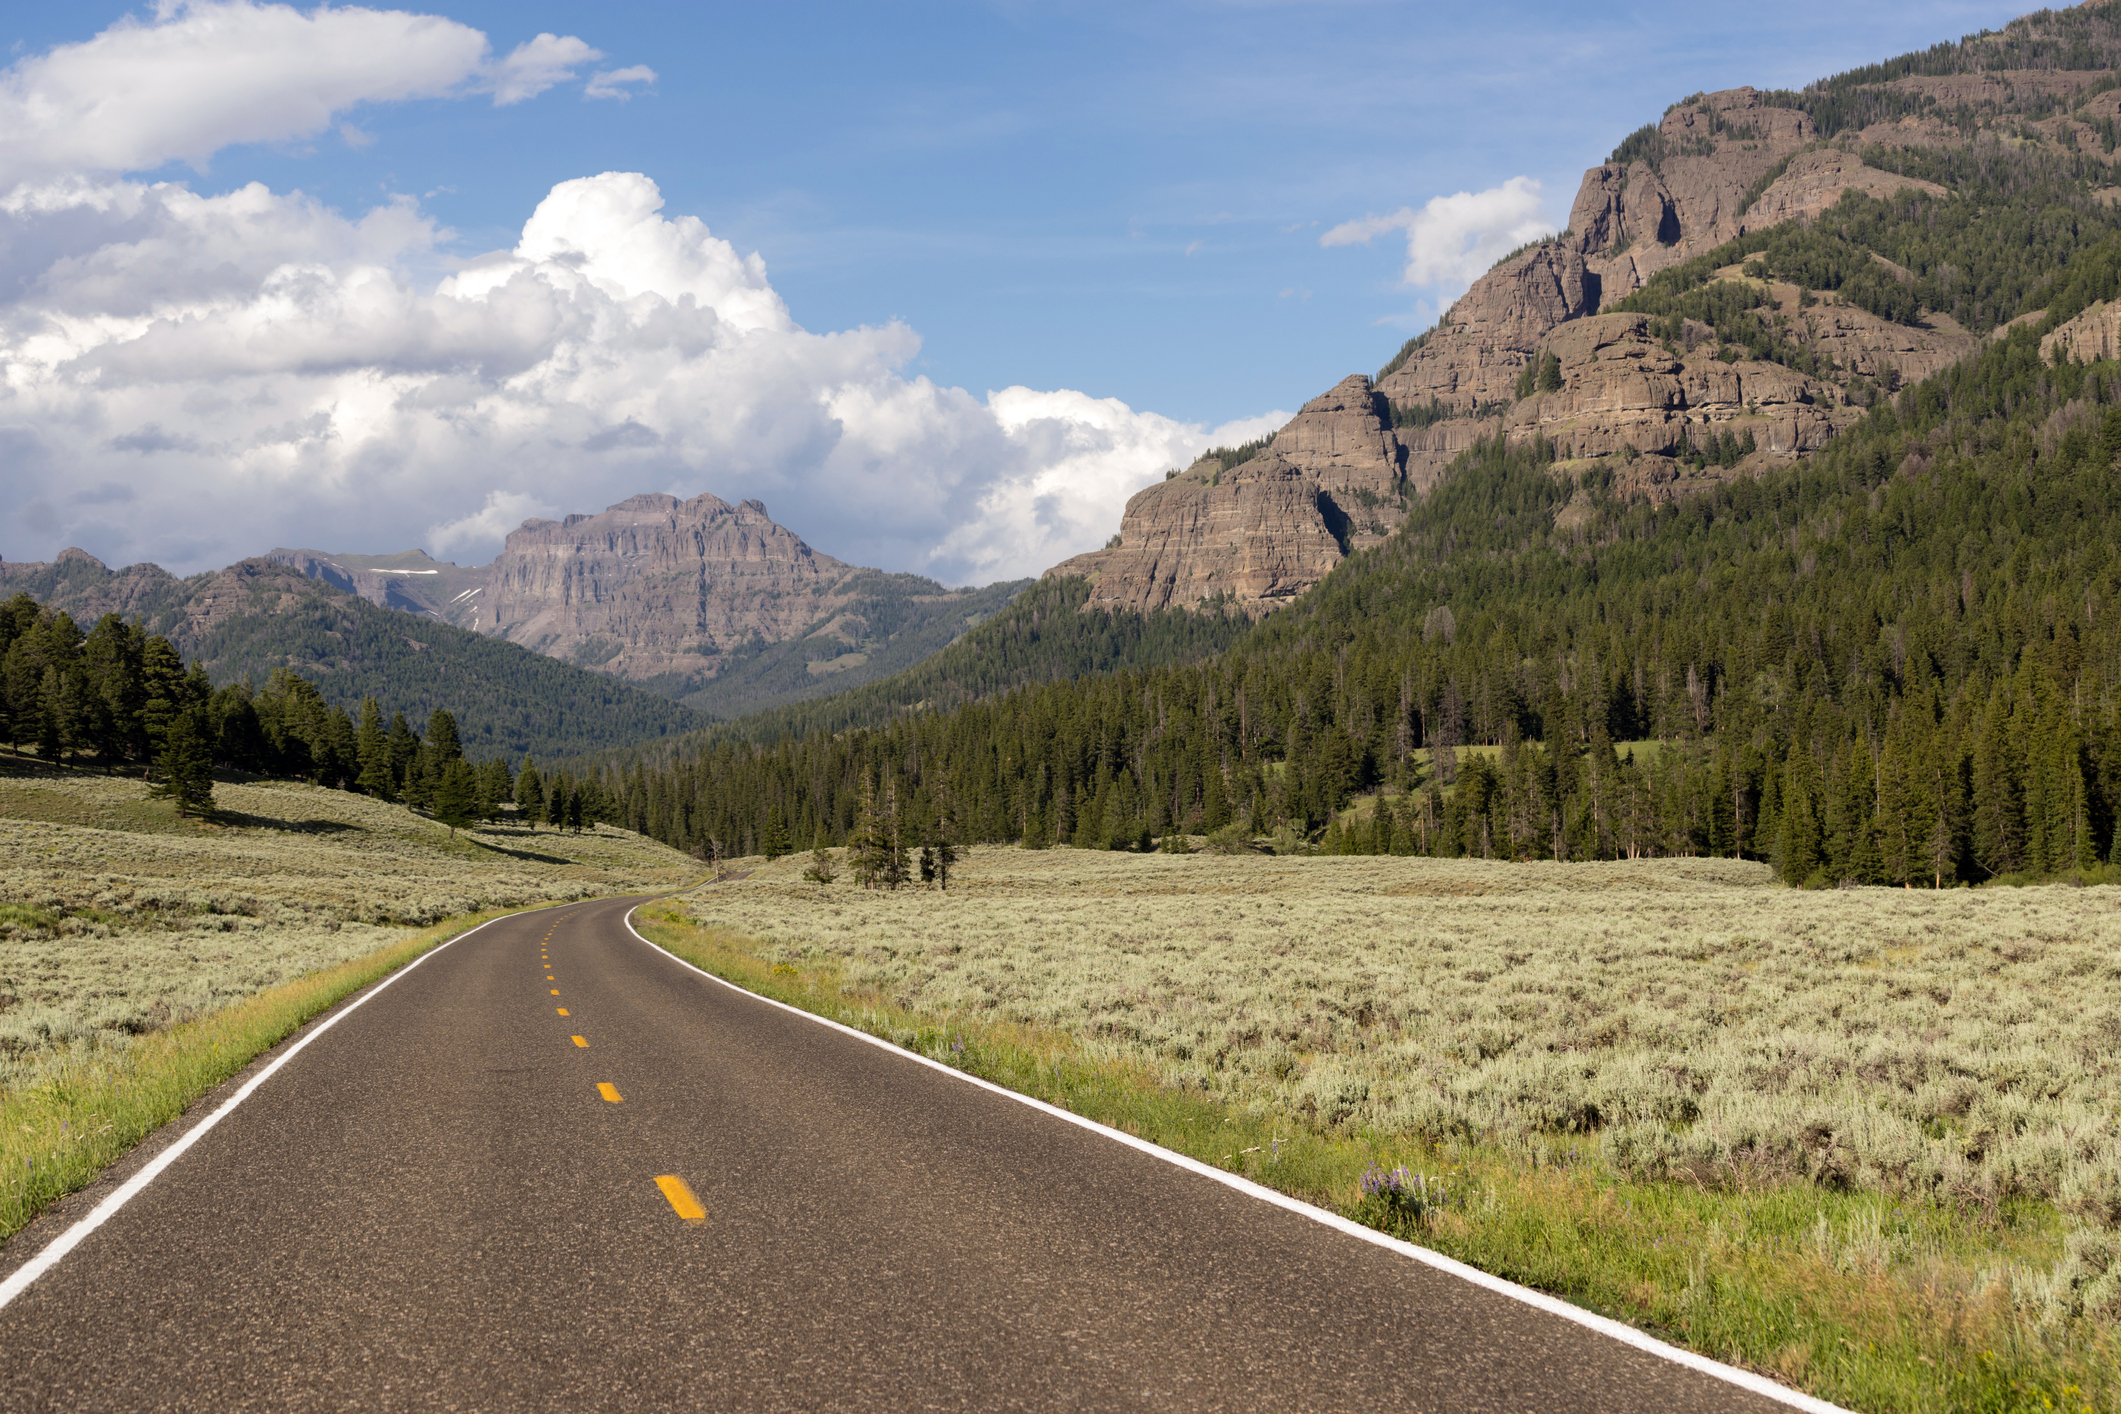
1057;9;2121;613
0;551;702;762
269;491;1028;719
586;2;2121;867
264;547;489;623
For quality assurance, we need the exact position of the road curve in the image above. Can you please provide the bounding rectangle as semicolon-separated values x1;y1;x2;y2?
0;895;1808;1412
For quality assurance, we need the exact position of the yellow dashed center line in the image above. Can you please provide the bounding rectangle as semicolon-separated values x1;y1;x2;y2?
551;989;561;996
655;1175;706;1224
556;1007;569;1016
572;1035;589;1047
597;1083;623;1103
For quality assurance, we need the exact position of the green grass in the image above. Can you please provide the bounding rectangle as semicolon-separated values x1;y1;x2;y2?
634;905;2120;1414
0;900;581;1243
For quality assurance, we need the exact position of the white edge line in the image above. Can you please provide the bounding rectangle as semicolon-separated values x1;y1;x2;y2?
0;906;538;1312
624;904;1849;1414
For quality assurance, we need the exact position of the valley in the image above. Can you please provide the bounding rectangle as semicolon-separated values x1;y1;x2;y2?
13;4;2121;1410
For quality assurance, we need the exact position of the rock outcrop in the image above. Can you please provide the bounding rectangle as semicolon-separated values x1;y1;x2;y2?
1053;69;2039;616
2041;298;2121;364
1741;149;1947;228
269;492;1020;702
1379;244;1602;414
1048;454;1346;615
1504;312;1850;461
265;548;490;625
476;493;854;682
1264;376;1410;544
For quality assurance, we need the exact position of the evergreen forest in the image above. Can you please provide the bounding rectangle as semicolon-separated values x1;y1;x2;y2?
574;233;2121;889
0;558;702;761
0;592;608;837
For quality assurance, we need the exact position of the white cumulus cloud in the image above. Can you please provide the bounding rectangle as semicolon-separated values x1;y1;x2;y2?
0;6;1279;587
0;3;629;187
585;66;658;102
483;33;601;106
0;2;487;185
1322;176;1555;298
1;171;1282;584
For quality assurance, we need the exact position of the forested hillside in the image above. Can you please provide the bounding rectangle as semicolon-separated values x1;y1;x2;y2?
0;556;700;761
668;572;1031;720
578;226;2121;887
1;590;627;840
658;576;1254;749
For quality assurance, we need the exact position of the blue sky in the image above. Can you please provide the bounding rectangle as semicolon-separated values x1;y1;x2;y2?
0;1;2039;578
16;0;2029;421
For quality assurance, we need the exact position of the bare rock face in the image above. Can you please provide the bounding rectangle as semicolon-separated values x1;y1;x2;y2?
1742;150;1947;228
265;547;490;625
1267;375;1412;549
1573;89;1819;300
1801;296;1974;386
1048;453;1346;615
1396;413;1504;499
2041;299;2121;364
1506;313;1851;461
1379;244;1601;413
479;492;851;682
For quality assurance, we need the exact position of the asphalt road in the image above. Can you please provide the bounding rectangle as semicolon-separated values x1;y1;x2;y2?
0;895;1808;1412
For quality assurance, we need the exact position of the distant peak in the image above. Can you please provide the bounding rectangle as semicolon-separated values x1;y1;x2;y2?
55;547;107;569
609;492;680;513
739;498;770;519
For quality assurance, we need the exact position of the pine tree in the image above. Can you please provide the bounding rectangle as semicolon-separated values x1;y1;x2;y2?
1777;747;1823;885
517;757;544;830
385;711;419;789
762;806;792;861
155;707;216;818
880;781;910;889
803;837;838;885
433;759;478;837
929;792;960;890
356;697;395;799
851;773;884;887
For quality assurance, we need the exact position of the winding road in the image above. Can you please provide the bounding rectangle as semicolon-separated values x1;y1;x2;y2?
0;895;1827;1411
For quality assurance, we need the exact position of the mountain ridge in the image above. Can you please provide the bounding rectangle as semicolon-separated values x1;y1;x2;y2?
260;491;1030;719
1054;10;2121;618
0;550;703;761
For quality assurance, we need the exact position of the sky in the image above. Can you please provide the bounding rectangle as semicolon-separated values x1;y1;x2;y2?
0;0;2035;585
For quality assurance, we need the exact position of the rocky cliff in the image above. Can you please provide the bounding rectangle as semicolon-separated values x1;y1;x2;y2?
264;548;490;626
271;492;1025;713
478;492;852;684
1056;49;2093;614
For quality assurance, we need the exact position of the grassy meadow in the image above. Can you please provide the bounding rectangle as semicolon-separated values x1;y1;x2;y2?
0;757;697;1077
654;845;2121;1413
0;753;700;1240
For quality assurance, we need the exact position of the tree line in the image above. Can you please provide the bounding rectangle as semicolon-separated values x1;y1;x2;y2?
1;592;609;836
572;285;2121;888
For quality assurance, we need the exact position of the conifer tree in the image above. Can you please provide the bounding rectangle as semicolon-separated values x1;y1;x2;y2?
762;805;792;861
880;781;910;889
928;791;959;889
517;757;544;829
427;709;463;765
155;707;215;817
356;697;395;799
433;759;478;837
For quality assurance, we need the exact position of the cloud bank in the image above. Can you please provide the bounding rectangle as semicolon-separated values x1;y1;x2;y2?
1322;176;1556;301
0;4;1265;584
